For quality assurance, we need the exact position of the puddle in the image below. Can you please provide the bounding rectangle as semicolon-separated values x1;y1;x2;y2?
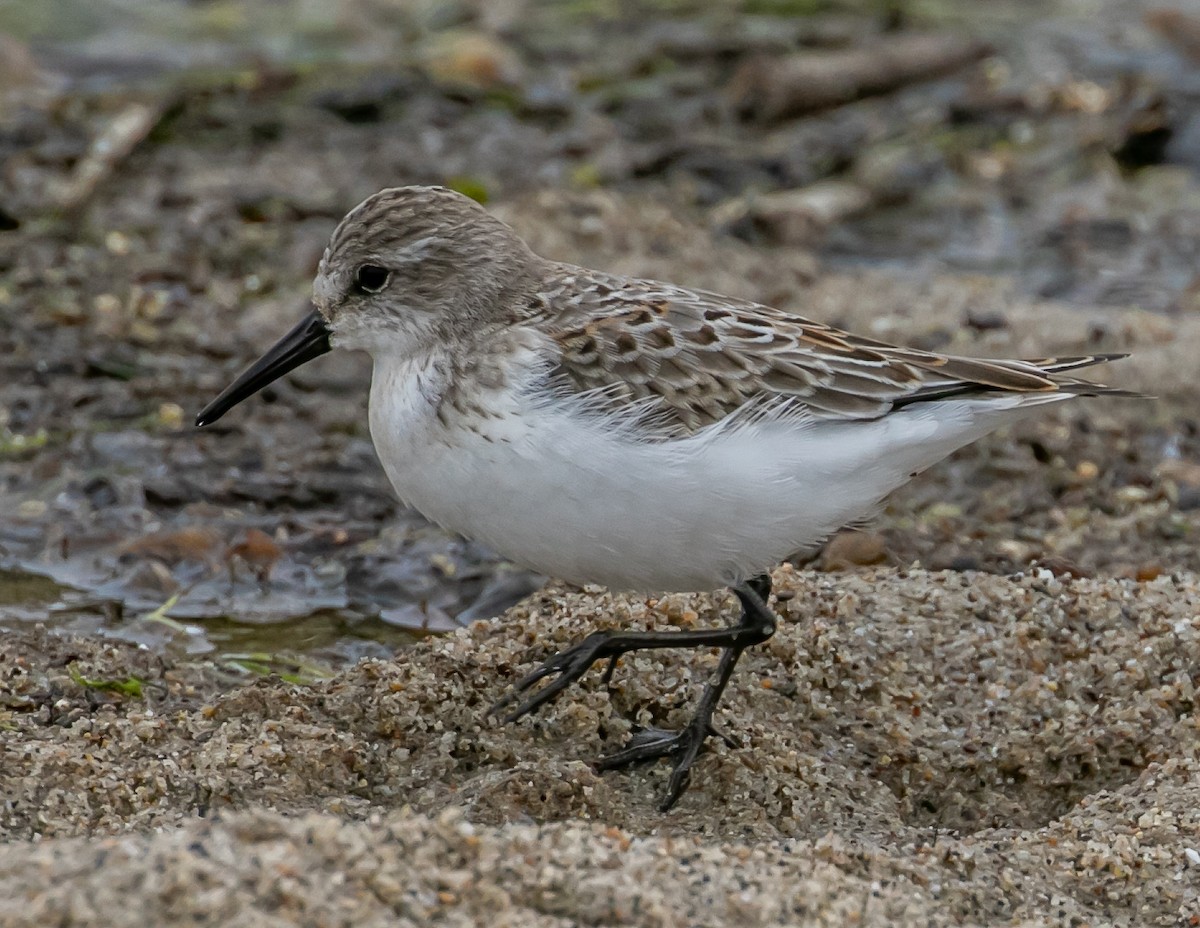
0;557;538;671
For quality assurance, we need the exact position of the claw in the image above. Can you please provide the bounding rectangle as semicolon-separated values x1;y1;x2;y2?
709;723;739;751
599;654;620;688
490;630;618;723
592;726;680;770
593;715;725;812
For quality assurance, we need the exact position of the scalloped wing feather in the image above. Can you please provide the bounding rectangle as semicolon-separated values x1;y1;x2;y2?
535;267;1126;434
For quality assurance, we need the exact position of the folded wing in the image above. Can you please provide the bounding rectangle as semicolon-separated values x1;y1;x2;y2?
536;268;1130;433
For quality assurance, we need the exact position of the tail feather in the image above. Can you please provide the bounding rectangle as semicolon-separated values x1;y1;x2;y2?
894;352;1138;408
1020;352;1129;374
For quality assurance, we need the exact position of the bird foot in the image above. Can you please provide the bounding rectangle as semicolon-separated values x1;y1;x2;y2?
490;630;618;723
594;718;738;812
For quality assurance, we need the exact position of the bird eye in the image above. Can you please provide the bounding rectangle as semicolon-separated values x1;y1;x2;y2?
354;264;390;294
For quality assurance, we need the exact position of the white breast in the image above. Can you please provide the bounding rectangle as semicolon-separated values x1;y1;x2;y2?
367;346;1064;593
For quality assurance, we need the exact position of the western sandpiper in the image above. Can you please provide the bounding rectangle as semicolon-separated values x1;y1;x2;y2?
197;185;1132;810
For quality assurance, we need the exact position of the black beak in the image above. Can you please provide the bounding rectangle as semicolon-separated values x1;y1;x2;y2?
195;308;332;427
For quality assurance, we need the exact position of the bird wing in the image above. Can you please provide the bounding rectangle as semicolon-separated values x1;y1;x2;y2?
533;267;1125;434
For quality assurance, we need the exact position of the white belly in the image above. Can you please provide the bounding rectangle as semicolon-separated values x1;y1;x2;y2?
368;352;1057;592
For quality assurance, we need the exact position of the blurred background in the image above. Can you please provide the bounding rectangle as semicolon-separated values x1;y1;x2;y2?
2;0;1198;678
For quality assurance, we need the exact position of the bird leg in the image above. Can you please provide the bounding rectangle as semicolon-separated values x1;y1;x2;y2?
491;574;778;810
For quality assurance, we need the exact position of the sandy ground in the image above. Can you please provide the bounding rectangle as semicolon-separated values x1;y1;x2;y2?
4;196;1200;925
4;561;1200;925
5;3;1200;922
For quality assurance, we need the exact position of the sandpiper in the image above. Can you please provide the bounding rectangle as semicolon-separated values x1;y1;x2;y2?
197;185;1131;810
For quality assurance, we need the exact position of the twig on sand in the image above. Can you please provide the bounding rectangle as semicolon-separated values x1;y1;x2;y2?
728;33;992;122
52;100;166;210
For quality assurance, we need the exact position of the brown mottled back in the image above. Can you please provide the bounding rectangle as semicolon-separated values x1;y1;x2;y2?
531;265;1126;432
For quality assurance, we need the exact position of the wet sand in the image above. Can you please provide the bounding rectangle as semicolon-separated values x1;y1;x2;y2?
4;192;1200;927
4;562;1199;925
4;2;1200;922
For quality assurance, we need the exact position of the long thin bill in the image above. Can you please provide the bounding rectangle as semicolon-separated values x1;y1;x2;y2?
195;308;332;427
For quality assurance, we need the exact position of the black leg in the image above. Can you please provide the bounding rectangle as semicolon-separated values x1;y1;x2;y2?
492;574;779;810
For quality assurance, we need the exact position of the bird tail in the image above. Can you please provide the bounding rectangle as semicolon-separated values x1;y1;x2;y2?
894;352;1142;407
